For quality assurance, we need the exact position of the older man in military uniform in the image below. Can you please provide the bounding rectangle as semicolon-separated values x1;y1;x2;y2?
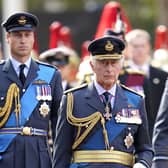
0;12;63;168
52;36;153;168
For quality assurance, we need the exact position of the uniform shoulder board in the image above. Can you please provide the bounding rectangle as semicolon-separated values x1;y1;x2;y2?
120;84;144;98
64;83;88;94
36;60;58;70
126;68;146;76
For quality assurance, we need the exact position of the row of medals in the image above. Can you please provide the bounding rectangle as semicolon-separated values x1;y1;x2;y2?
103;104;134;149
36;85;51;118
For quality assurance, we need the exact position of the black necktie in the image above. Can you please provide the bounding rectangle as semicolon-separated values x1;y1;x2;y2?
19;64;26;85
102;92;112;120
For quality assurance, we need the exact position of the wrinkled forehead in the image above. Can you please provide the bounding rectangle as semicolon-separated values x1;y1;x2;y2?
94;58;124;66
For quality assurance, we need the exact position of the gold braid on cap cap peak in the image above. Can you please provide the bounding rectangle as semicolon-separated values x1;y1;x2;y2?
93;54;123;60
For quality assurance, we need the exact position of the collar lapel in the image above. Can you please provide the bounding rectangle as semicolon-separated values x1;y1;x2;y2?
85;83;105;113
3;59;21;86
24;59;39;87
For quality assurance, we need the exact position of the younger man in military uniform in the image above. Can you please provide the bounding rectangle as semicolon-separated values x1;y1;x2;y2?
0;12;63;168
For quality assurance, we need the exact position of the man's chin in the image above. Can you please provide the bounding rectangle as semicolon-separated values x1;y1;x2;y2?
103;80;115;88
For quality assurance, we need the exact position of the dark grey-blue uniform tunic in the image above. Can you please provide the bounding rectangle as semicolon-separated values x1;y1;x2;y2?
0;59;63;168
52;82;153;168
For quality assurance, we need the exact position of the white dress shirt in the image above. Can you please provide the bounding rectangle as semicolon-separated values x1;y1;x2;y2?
10;56;31;77
94;80;116;109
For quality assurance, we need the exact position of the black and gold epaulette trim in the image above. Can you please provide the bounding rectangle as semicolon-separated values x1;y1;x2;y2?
64;83;88;94
120;83;144;98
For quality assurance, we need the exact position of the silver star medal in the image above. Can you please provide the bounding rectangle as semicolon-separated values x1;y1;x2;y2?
39;102;50;117
124;132;134;149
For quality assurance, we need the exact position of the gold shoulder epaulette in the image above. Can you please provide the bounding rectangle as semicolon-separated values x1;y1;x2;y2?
120;84;144;98
126;68;146;76
64;83;88;94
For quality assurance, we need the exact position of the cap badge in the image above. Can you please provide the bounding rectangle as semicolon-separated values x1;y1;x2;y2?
18;16;26;25
105;41;114;51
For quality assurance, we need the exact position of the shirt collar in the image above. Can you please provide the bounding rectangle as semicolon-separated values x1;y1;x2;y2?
94;80;116;96
10;56;31;75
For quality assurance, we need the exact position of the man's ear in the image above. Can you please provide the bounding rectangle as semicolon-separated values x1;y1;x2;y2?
6;32;10;43
89;60;94;71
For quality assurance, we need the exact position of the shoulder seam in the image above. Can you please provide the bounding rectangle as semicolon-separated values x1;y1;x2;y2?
64;83;88;94
120;84;144;98
37;61;57;70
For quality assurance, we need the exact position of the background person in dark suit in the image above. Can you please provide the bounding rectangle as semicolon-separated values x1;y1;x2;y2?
52;36;153;168
125;29;168;140
0;12;63;168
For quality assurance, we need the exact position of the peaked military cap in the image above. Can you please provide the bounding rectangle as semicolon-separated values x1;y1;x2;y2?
2;12;39;32
40;47;69;66
88;36;125;60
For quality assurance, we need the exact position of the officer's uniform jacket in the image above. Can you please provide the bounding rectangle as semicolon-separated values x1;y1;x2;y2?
152;79;168;168
0;59;63;168
52;82;153;168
